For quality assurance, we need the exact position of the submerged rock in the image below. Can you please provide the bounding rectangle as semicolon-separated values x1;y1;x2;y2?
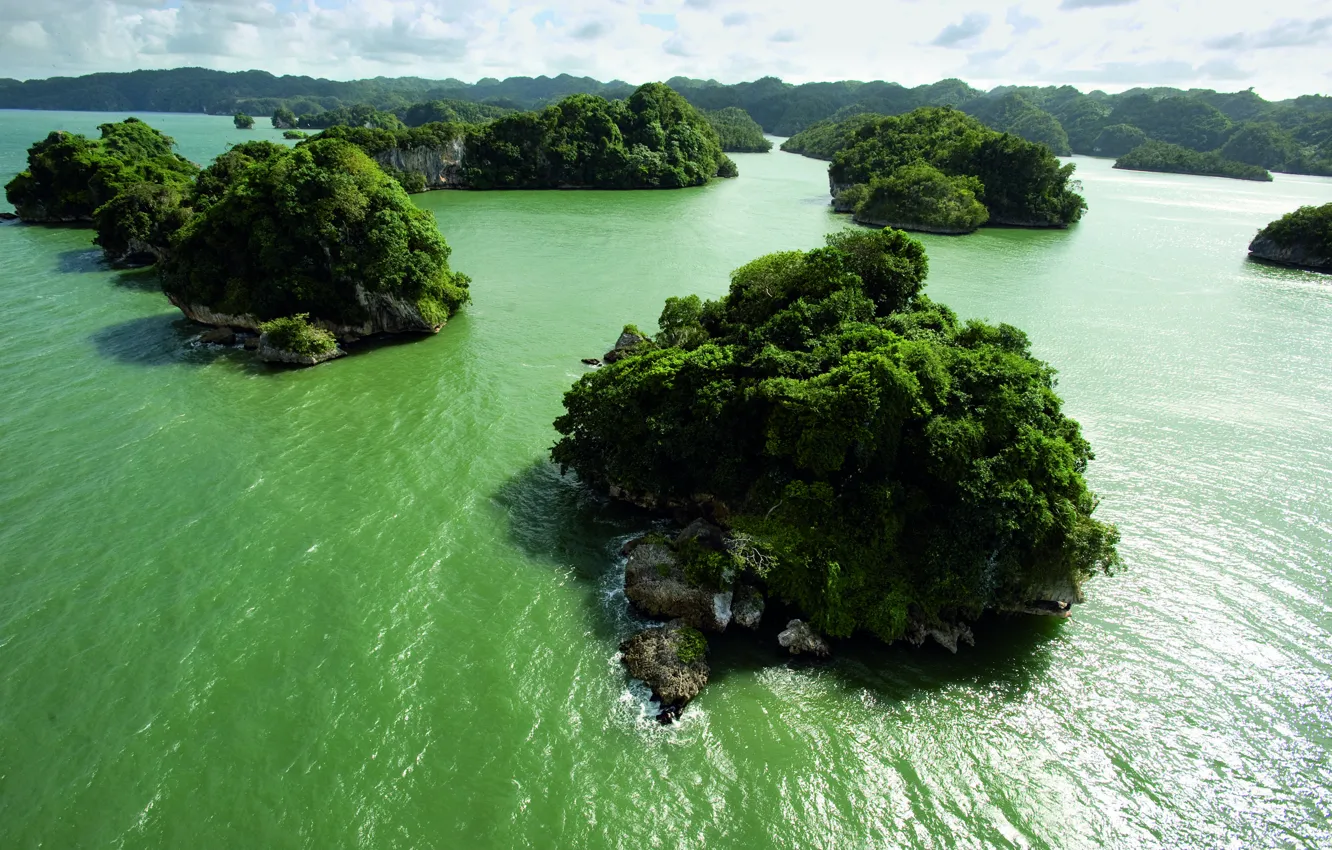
620;620;710;722
623;543;732;632
906;620;975;654
777;619;830;657
256;333;345;366
198;327;236;346
581;358;602;367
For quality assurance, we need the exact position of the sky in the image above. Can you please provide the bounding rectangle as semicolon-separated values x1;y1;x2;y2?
1;0;1330;98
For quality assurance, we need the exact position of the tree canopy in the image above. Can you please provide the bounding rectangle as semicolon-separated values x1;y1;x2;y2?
160;138;470;330
1114;140;1272;181
704;107;772;153
3;118;198;223
233;112;255;129
553;228;1119;641
829;107;1086;229
1254;203;1332;257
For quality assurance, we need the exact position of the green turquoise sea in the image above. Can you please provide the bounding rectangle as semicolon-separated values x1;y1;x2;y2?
1;110;1330;848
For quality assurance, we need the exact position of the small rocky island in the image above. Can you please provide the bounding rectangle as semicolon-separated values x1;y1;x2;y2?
316;82;738;192
558;228;1119;721
1248;203;1332;271
826;107;1087;234
5;123;471;366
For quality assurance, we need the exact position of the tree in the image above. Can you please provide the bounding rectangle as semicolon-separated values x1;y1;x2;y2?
271;106;298;129
1092;124;1147;156
850;163;989;233
233;112;255;129
552;228;1119;642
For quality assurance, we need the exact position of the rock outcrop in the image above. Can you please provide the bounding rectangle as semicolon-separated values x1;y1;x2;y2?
1003;574;1085;618
620;621;710;723
906;620;975;653
732;584;765;629
777;619;831;657
602;328;650;365
167;284;443;343
623;543;733;632
372;139;468;192
256;334;344;366
1248;235;1331;271
851;214;976;235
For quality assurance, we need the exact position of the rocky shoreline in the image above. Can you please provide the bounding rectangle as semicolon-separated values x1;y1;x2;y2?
1248;234;1331;271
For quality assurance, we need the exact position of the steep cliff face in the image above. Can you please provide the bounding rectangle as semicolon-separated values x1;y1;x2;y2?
1248;235;1331;271
167;284;444;341
372;138;468;190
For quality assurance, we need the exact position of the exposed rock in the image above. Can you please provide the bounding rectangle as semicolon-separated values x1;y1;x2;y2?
732;584;765;629
241;335;260;350
0;212;18;222
198;327;236;345
103;237;162;268
620;620;710;723
778;619;830;657
257;333;345;366
852;214;976;235
624;543;732;632
674;518;727;550
1003;574;1084;618
1248;234;1331;272
371;139;468;191
581;358;602;367
11;202;90;224
905;620;975;654
167;283;444;343
602;329;649;365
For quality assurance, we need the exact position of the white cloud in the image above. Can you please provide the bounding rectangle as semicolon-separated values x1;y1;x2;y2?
0;0;1327;99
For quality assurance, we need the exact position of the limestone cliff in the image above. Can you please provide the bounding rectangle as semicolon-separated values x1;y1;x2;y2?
167;284;443;342
1248;234;1331;271
372;137;468;191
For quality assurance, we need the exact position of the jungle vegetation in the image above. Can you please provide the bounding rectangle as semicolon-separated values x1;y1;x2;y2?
552;228;1120;642
829;108;1086;230
1253;203;1332;256
3;118;198;223
160;138;471;330
233;112;254;129
704;107;772;152
1113;141;1273;181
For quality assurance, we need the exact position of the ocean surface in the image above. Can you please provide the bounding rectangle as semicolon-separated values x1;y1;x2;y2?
1;110;1330;849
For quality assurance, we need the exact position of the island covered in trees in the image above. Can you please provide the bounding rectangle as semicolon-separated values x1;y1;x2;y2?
704;107;772;152
1113;140;1272;181
824;108;1086;233
553;228;1119;718
1248;204;1332;271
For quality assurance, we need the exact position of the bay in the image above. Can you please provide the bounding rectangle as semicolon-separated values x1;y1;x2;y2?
1;111;1330;849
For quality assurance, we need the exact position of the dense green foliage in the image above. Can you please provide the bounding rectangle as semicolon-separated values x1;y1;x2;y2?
1254;203;1332;256
1114;141;1272;181
258;314;337;356
296;103;405;130
3;118;198;222
271;106;298;129
462;84;735;189
91;181;192;264
161;139;470;330
553;229;1119;641
849;164;989;233
233;112;254;130
962;92;1071;155
400;99;512;127
1091;124;1148;157
830;108;1085;228
704;108;772;152
282;130;308;140
780;113;881;160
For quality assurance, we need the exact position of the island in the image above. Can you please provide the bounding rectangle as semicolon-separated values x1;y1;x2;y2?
827;107;1086;233
159;138;471;361
1114;140;1272;181
233;112;255;130
704;107;772;152
4;118;197;224
314;83;737;191
1248;203;1332;271
553;228;1120;720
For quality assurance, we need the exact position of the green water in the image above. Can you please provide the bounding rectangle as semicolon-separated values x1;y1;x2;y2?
2;111;1331;849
